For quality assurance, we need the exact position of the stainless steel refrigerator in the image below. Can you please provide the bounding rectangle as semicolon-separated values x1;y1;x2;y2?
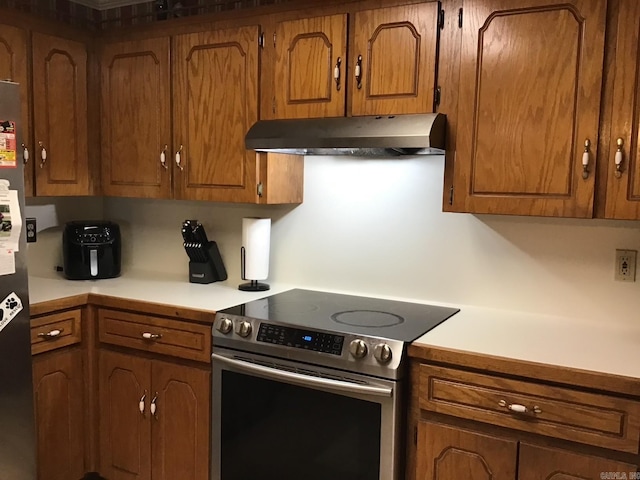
0;80;37;479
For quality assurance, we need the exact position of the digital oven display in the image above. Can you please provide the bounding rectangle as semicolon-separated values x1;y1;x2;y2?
257;323;344;355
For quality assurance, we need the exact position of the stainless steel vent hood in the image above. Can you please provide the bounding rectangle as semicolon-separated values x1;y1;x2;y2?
245;113;446;156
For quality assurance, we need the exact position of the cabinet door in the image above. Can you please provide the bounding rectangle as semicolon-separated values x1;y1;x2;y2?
451;0;606;217
416;421;517;479
99;350;152;480
0;24;32;196
519;443;638;479
151;360;210;480
32;348;85;480
604;0;640;219
173;26;260;202
350;3;439;116
32;33;90;196
416;421;518;480
274;14;347;119
101;38;172;199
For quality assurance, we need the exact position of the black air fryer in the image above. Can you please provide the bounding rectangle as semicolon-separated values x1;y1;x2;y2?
63;221;121;280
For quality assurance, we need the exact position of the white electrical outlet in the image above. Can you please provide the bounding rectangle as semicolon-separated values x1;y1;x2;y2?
615;249;637;282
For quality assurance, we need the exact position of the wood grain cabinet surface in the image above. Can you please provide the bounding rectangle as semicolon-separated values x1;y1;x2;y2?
272;2;440;119
449;0;606;217
31;309;86;480
32;32;91;196
99;349;210;480
100;27;302;204
603;0;640;219
414;362;640;480
0;22;32;196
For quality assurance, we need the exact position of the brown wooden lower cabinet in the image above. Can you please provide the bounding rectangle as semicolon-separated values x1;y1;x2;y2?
99;349;210;480
416;420;639;480
32;347;85;480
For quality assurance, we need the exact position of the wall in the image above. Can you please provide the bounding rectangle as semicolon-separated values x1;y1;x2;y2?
27;156;640;325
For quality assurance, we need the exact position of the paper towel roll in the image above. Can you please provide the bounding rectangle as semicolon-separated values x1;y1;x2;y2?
241;217;271;281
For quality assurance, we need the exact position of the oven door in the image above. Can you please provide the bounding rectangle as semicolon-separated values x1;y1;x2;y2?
211;347;402;480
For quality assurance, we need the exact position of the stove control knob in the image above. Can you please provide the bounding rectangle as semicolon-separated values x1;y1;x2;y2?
349;339;368;359
373;343;393;364
235;321;252;338
216;317;233;335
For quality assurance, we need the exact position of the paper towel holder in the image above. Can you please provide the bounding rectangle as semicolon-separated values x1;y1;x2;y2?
239;246;270;291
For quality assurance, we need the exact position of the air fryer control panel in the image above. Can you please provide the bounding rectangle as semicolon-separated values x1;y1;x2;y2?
66;223;117;244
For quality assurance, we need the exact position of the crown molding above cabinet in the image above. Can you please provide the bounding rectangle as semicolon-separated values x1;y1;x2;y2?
70;0;150;10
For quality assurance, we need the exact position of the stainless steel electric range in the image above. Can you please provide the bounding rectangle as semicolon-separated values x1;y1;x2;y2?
210;289;459;480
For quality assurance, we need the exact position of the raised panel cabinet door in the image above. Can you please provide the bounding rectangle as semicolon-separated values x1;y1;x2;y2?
151;360;210;480
604;0;640;219
99;350;152;480
416;421;517;479
350;3;439;116
101;38;171;199
519;443;638;479
32;33;90;196
32;348;85;480
0;23;32;196
451;0;606;217
173;26;260;202
274;14;347;119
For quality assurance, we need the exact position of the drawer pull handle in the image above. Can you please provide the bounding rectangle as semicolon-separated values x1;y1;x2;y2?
615;137;624;178
150;393;158;419
499;400;542;415
582;138;591;179
142;332;162;340
38;328;63;339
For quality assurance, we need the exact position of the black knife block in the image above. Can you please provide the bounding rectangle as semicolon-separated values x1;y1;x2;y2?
189;241;227;284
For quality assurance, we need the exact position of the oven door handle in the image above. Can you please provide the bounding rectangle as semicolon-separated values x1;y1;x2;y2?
212;353;393;398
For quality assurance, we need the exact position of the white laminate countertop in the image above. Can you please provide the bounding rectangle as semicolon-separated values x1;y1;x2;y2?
28;271;640;380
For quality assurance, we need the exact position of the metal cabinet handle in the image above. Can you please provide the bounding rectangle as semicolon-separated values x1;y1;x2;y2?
142;332;162;340
498;399;542;415
37;328;63;339
355;55;363;90
38;141;47;168
160;144;168;170
615;138;624;178
582;139;591;179
22;144;29;164
139;392;146;415
175;145;184;171
334;57;342;91
150;393;158;419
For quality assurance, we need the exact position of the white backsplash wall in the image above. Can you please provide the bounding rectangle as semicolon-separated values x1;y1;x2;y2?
27;156;640;324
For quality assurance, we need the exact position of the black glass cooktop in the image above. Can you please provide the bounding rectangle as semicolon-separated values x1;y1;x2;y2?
219;289;459;342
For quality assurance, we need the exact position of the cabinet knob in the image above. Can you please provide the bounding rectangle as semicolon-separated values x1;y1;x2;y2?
37;328;63;339
334;57;342;91
160;144;168;170
38;141;47;169
614;137;624;178
355;55;363;90
142;332;162;340
581;139;591;179
175;145;184;171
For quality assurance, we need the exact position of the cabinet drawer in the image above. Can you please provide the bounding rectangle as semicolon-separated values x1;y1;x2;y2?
98;309;211;363
419;364;640;453
31;309;82;355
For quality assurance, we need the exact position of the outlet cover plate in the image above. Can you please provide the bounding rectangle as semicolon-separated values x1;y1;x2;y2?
615;249;637;282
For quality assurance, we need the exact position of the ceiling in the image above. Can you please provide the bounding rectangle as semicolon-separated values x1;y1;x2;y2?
70;0;151;10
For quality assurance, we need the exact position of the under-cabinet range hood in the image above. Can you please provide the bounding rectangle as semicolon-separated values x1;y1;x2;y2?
245;113;446;156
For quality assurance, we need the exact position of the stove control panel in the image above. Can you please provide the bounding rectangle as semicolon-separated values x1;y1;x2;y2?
257;323;344;356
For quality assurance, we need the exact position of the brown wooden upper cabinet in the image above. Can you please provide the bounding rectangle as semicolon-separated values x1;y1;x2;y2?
32;33;91;196
0;23;32;196
449;0;606;217
272;2;440;119
603;0;640;219
101;27;302;203
101;38;172;199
